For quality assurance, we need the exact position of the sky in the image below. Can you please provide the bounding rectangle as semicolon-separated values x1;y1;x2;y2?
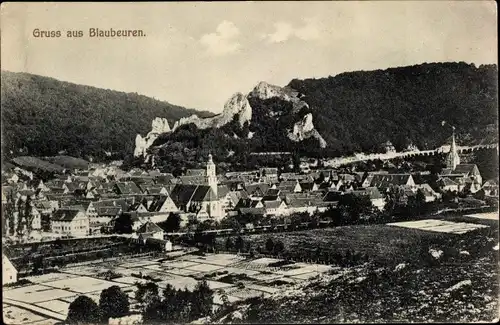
1;1;497;113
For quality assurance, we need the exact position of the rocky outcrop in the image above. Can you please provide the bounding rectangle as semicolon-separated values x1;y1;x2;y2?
140;81;327;159
288;113;327;148
134;117;171;157
172;92;252;131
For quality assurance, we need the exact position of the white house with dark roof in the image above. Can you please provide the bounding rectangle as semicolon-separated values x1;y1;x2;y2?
136;221;164;241
2;253;17;285
51;208;89;237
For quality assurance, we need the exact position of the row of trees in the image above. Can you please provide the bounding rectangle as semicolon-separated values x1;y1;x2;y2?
2;192;37;240
137;280;214;323
67;279;215;324
67;285;130;324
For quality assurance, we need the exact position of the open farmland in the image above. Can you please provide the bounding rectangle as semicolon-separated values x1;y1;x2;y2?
3;251;335;324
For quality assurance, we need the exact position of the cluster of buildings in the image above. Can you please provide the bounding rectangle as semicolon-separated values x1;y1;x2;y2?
1;132;497;241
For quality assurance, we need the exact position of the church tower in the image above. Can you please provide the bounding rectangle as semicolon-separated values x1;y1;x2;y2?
445;127;460;170
206;153;218;197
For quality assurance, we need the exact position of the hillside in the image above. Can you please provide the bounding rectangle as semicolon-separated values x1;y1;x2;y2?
289;62;498;154
1;71;214;160
145;62;497;172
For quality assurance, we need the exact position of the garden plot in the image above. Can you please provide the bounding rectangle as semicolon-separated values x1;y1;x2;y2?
220;267;261;277
250;272;285;282
250;257;284;265
387;219;489;234
245;283;281;295
143;264;164;271
192;253;245;266
161;260;199;269
184;262;224;273
158;275;199;291
44;276;129;293
111;276;149;285
290;272;321;281
118;260;160;269
206;280;235;290
27;272;80;284
226;287;267;299
165;268;200;276
3;305;51;324
464;212;499;220
35;299;70;316
3;284;76;303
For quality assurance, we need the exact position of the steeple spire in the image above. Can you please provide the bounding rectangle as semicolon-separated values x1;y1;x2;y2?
445;126;460;170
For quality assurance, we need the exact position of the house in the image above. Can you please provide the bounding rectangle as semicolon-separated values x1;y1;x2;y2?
482;180;499;196
148;195;178;213
2;253;17;285
416;184;442;202
129;202;149;213
221;190;248;211
438;177;460;193
299;182;319;192
277;180;302;193
51;209;89;237
244;183;270;199
136;221;164;241
263;200;287;216
285;193;326;215
368;174;415;191
259;167;279;183
114;182;143;195
453;164;482;192
351;187;386;211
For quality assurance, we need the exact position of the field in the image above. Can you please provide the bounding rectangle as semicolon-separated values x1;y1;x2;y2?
3;251;335;324
225;213;497;267
4;212;498;324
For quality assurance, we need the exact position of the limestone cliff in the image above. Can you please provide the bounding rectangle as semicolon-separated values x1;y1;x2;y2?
172;92;252;131
134;117;171;157
136;81;327;158
287;113;327;148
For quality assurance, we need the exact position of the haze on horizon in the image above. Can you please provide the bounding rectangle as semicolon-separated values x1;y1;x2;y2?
1;1;497;113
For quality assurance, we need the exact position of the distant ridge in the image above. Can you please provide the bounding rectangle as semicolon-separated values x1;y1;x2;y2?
1;71;214;160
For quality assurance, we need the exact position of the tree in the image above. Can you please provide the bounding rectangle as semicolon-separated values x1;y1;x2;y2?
235;236;244;253
24;196;35;237
225;236;234;251
265;238;275;253
274;240;285;255
136;282;159;305
66;295;101;324
99;285;130;321
190;280;214;319
159;212;181;232
113;214;133;234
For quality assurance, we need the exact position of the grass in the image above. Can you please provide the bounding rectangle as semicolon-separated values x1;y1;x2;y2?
234;225;454;266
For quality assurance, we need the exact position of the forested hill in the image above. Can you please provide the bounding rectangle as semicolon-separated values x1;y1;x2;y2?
1;71;213;160
288;62;498;154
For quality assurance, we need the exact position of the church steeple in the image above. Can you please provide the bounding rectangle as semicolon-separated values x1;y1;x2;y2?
445;127;460;170
206;153;218;197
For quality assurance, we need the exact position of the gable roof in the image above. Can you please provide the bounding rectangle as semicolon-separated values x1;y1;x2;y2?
185;169;206;176
52;209;83;222
454;164;479;175
369;174;413;188
264;200;285;209
148;196;174;212
170;184;198;207
137;221;163;234
351;187;384;200
115;182;142;195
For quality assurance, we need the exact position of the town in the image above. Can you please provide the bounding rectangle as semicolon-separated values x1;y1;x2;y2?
2;128;499;324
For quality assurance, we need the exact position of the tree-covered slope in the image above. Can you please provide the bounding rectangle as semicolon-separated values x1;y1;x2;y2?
1;71;213;160
288;62;498;155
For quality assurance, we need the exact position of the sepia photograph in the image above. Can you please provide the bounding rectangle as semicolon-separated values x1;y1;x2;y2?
1;1;498;324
